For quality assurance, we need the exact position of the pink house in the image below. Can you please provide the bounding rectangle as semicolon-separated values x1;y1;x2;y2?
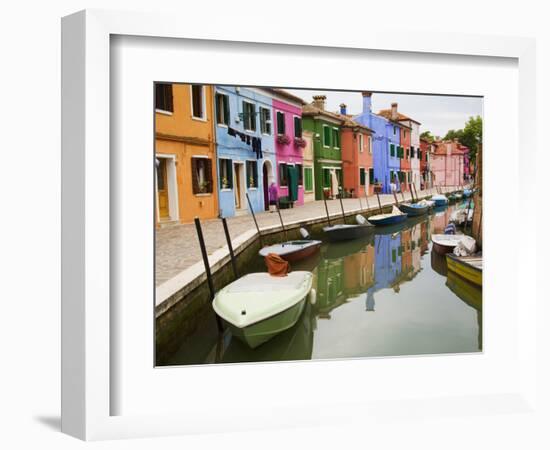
273;94;306;206
431;139;465;188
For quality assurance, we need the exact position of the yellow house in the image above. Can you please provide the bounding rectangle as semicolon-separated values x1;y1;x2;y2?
155;83;218;225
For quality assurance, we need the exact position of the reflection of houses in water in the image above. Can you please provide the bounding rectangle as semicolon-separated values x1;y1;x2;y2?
343;246;375;294
420;220;430;255
411;224;422;274
431;207;453;234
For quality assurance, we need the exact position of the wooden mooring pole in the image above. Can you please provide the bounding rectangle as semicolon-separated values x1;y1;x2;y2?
375;191;383;214
338;187;347;224
221;217;238;279
194;217;223;332
322;191;332;226
276;203;288;242
246;193;264;247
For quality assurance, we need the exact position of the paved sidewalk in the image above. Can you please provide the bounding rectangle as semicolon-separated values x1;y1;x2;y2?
156;187;445;286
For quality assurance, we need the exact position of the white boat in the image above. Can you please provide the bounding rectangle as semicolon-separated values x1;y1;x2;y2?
431;234;475;255
259;239;322;262
213;271;314;348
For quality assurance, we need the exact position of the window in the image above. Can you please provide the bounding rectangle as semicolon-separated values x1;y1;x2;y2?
368;136;372;154
219;159;233;189
155;83;173;112
358;134;364;153
404;130;407;138
323;125;331;147
296;164;303;185
406;147;409;159
390;143;395;157
322;168;331;188
332;128;340;148
304;167;313;192
407;172;411;183
243;101;256;131
393;126;397;135
294;116;302;138
418;149;422;160
410;146;414;158
359;167;366;186
215;93;230;126
246;161;258;188
369;168;374;184
392;248;397;263
191;85;205;119
279;163;289;187
191;157;213;194
260;107;271;134
276;111;285;135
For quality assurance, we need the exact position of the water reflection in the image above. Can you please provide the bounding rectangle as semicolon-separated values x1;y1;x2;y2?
163;202;482;365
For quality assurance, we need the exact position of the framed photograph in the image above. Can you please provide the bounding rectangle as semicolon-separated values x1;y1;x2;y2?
62;9;538;441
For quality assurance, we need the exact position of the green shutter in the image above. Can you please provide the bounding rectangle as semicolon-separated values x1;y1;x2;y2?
390;143;395;157
369;168;374;184
223;96;230;125
304;167;313;191
360;168;366;186
323;126;331;147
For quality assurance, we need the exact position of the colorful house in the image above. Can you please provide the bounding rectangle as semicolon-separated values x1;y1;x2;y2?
155;83;218;225
458;143;472;183
302;128;316;203
271;90;307;206
354;94;402;194
419;137;431;189
398;122;411;192
214;86;276;217
431;139;465;188
339;103;374;198
302;96;344;199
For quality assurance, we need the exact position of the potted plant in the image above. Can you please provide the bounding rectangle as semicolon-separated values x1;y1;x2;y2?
221;176;229;189
277;134;291;145
198;180;210;193
249;176;255;188
294;137;307;148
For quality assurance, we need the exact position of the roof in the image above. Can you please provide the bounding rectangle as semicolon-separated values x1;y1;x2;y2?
337;114;374;134
377;109;420;127
302;102;345;124
262;88;307;105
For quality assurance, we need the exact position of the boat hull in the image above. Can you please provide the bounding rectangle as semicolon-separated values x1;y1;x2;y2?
432;241;456;256
398;203;430;217
224;297;307;349
433;198;448;207
367;214;408;226
259;240;322;263
323;224;373;242
446;254;482;286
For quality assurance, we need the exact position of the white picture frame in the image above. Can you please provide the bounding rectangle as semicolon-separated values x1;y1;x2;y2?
61;9;538;441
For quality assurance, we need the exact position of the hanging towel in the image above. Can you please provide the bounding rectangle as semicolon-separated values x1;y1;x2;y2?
288;165;298;202
227;127;236;137
265;253;289;277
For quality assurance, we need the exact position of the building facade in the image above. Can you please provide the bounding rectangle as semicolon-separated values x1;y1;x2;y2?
272;92;306;206
419;137;432;189
431;139;465;188
302;129;316;203
302;96;344;199
214;86;276;217
155;83;218;225
353;93;402;194
399;123;411;192
339;103;374;198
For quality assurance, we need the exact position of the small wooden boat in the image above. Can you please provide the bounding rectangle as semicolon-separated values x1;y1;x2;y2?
431;234;467;255
446;253;482;286
213;271;314;348
323;223;373;242
367;211;407;226
462;188;473;198
431;194;448;207
398;202;430;217
259;239;322;262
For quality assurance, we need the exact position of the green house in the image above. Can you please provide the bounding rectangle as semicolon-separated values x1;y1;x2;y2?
302;96;344;200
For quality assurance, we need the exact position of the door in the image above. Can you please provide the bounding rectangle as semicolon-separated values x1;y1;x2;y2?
157;158;169;219
263;163;269;210
234;163;243;209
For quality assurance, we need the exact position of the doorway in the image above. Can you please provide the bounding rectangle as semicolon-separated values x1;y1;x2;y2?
155;154;179;223
262;160;274;211
233;162;245;211
157;158;169;218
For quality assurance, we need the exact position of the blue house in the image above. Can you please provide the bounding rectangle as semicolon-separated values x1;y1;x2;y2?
214;87;276;217
354;93;402;193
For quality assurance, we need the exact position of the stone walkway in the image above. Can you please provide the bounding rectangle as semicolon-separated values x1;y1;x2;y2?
156;187;448;286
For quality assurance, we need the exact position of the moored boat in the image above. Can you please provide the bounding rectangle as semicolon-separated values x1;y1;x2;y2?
398;202;430;217
432;194;448;207
445;253;482;286
213;271;314;348
431;234;468;255
462;188;473;198
259;239;322;262
323;223;373;242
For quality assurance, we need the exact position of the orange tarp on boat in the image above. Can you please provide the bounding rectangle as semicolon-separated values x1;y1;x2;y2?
265;253;289;277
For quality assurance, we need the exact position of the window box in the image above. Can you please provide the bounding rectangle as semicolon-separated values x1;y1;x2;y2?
293;137;307;148
277;134;292;145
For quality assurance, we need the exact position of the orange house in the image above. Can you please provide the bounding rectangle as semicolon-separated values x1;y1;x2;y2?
339;105;374;197
155;83;218;225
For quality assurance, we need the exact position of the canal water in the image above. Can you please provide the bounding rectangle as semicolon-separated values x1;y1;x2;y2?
162;201;482;366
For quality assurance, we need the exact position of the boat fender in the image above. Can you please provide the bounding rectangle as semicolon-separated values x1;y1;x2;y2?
299;227;310;239
355;214;367;225
309;288;317;305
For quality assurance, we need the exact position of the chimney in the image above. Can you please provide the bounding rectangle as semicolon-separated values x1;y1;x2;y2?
339;103;347;115
391;102;398;121
361;91;372;114
312;95;326;110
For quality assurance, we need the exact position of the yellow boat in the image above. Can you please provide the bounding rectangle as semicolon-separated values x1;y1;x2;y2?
445;253;482;286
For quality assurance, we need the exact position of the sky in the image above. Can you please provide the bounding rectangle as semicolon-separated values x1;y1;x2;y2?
286;89;483;138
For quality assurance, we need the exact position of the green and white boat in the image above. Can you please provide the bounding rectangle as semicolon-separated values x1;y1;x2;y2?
213;271;315;349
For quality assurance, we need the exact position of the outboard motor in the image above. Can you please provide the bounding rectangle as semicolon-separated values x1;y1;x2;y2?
299;227;310;240
355;214;367;225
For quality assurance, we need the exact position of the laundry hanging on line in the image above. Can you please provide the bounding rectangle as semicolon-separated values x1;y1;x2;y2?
226;127;263;159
